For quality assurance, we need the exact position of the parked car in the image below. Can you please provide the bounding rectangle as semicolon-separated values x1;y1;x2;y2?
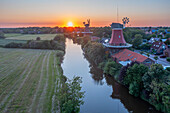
160;55;166;58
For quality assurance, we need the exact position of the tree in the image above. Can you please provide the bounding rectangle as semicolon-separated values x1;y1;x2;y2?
154;31;158;35
149;81;170;112
146;53;150;58
84;42;105;65
119;61;140;83
148;34;156;39
57;76;85;113
36;37;41;41
123;32;132;43
154;56;159;63
0;31;5;39
167;57;170;62
132;34;143;48
123;64;148;97
142;64;166;92
158;29;165;33
54;34;65;42
140;44;152;50
104;61;122;76
140;51;144;55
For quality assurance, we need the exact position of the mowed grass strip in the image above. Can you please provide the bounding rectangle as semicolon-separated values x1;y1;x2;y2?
9;53;45;113
0;48;62;113
0;50;42;112
28;51;49;113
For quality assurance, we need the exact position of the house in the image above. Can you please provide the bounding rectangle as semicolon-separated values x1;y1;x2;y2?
165;30;170;34
163;45;170;57
148;37;160;44
150;42;167;54
152;29;158;34
112;49;155;66
91;36;100;42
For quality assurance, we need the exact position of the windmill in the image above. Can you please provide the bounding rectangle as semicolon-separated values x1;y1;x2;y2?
83;19;90;27
122;17;130;28
83;19;91;32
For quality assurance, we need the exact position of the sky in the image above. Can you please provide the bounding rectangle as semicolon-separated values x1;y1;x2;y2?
0;0;170;28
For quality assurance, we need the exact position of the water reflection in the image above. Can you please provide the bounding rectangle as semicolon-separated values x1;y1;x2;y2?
104;75;161;113
62;38;161;113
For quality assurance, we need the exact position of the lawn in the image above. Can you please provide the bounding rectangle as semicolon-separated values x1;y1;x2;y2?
0;48;62;113
5;34;57;40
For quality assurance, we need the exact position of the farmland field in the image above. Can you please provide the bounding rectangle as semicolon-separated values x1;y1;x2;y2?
0;48;62;113
5;34;57;40
0;39;27;47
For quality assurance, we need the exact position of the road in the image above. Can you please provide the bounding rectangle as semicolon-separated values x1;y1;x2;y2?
134;50;170;66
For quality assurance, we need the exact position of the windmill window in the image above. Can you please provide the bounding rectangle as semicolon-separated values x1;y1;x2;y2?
119;35;121;38
130;56;134;59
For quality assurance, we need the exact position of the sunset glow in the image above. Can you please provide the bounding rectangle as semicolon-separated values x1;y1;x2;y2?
67;22;73;27
0;0;170;28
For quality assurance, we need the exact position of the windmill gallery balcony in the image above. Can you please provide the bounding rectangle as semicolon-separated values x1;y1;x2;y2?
103;42;132;48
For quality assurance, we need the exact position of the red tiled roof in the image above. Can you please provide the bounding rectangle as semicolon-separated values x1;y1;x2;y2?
112;49;148;63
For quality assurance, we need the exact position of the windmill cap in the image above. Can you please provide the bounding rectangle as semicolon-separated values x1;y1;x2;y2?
111;23;123;29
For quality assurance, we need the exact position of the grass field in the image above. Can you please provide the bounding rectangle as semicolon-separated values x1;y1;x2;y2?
0;48;62;113
5;34;57;40
0;39;27;46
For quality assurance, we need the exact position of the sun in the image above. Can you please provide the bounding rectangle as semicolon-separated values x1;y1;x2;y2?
67;22;73;27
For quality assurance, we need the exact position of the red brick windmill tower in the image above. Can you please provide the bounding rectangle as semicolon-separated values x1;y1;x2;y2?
103;18;132;54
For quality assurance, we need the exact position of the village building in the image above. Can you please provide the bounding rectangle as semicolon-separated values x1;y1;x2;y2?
150;41;167;54
148;37;160;44
112;49;155;66
103;23;132;54
103;22;154;66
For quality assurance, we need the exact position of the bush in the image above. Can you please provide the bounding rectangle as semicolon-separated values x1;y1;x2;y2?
167;57;170;62
129;81;141;97
4;42;25;48
54;35;65;42
84;42;105;65
36;37;41;40
103;61;122;76
56;50;64;58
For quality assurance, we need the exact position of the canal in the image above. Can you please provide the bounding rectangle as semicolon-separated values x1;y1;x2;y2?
61;38;160;113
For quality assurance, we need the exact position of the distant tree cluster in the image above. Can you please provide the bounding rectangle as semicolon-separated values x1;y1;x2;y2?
91;27;112;38
0;31;5;39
